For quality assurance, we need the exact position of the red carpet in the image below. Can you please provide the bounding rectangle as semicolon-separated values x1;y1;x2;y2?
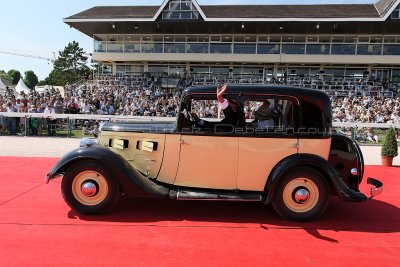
0;157;399;266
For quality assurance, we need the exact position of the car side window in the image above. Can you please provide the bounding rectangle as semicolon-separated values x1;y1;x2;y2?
243;97;295;135
178;95;241;135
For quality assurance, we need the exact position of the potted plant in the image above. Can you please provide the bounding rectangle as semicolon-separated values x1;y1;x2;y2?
381;127;398;167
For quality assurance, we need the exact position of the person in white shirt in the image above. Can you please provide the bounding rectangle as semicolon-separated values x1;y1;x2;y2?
44;104;56;136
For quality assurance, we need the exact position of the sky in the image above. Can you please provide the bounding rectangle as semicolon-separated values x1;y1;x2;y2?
0;0;376;81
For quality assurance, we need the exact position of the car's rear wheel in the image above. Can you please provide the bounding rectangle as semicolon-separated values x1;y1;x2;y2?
61;161;119;215
272;167;329;221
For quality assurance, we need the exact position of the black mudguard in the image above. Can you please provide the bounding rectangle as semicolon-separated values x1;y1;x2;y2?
264;153;368;204
47;146;170;198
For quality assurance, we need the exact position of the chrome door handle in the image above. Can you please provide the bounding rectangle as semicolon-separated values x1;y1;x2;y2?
180;139;185;145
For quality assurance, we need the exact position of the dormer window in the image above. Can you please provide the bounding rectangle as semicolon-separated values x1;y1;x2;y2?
391;4;400;19
161;0;200;20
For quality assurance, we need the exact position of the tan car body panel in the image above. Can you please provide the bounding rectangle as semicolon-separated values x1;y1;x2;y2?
237;137;298;191
174;135;238;189
156;134;181;184
98;131;165;178
298;138;331;160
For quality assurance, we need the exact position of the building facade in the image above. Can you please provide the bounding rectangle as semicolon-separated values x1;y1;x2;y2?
65;0;400;85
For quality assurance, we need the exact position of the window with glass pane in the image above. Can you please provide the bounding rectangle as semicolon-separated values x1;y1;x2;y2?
162;0;199;20
192;66;210;74
94;41;106;52
391;69;400;82
331;44;356;55
107;35;124;52
345;69;364;78
281;44;305;54
210;66;229;75
356;44;382;55
210;43;232;53
358;36;369;43
148;65;168;74
370;36;383;43
282;36;294;43
269;36;281;42
211;36;221;42
243;98;295;132
258;36;269;42
325;68;345;77
124;35;140;53
187;43;209;53
198;36;209;42
124;43;140;53
307;36;318;43
164;43;185;53
244;36;257;42
383;44;400;55
344;36;357;43
222;35;233;42
306;44;330;54
391;5;400;19
257;44;280;54
331;36;344;43
293;36;306;43
384;36;396;43
288;68;310;76
319;36;331;43
234;44;256;54
142;43;163;53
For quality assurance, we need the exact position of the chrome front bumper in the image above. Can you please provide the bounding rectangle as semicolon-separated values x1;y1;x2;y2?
367;177;383;199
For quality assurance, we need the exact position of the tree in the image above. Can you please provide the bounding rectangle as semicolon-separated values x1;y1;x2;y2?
0;70;12;83
24;70;39;89
381;127;398;158
48;41;90;86
7;69;22;84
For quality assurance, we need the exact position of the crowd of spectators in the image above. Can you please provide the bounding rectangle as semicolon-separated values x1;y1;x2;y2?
332;96;400;124
0;74;399;137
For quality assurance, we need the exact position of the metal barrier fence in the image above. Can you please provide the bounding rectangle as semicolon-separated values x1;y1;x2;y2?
0;112;399;141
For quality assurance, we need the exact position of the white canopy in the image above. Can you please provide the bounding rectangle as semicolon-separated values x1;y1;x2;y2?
15;78;30;95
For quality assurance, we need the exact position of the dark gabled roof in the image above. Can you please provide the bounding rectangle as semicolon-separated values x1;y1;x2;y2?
201;5;379;19
65;6;158;20
64;0;400;21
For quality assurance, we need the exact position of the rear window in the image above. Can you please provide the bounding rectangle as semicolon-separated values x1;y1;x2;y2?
301;103;329;136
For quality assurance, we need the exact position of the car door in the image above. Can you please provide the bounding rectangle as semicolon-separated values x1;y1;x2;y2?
174;135;239;189
174;96;239;190
237;96;299;191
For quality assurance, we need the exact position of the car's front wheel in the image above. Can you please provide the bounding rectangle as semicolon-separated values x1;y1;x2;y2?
61;161;119;215
272;167;329;221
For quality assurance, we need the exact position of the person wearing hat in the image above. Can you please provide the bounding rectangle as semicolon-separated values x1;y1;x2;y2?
253;100;274;128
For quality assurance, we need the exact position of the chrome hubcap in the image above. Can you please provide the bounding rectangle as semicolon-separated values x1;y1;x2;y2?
72;171;108;206
294;188;310;204
81;182;97;197
283;178;319;213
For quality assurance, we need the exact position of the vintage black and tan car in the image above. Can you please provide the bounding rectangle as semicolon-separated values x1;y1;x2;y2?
46;85;383;221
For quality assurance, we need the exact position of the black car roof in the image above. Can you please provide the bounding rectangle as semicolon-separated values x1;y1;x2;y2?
183;84;330;102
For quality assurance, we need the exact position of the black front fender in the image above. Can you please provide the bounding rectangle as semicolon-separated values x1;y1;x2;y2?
46;146;169;198
264;153;368;203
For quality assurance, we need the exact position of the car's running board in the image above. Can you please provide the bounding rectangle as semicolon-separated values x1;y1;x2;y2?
169;189;263;201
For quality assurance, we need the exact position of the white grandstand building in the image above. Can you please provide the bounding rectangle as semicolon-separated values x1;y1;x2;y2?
64;0;400;96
